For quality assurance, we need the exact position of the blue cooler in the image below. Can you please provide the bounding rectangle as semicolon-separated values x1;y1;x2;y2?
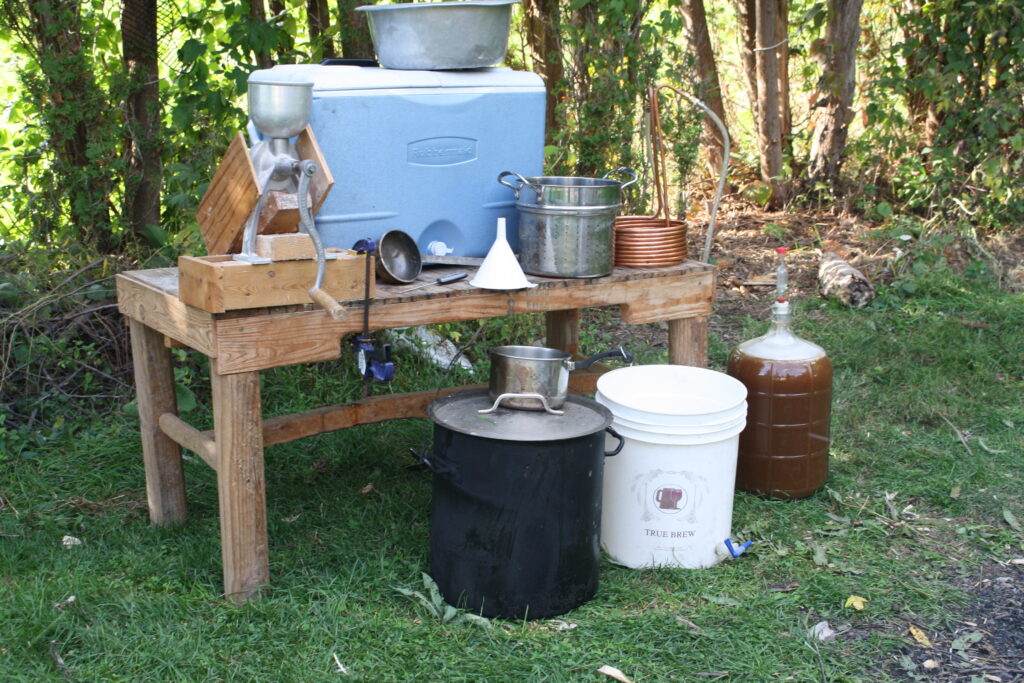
251;64;546;256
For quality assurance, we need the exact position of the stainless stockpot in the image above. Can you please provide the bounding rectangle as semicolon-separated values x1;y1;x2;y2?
498;169;637;278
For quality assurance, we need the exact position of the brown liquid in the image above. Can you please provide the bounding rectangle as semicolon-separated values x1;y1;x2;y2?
727;351;832;499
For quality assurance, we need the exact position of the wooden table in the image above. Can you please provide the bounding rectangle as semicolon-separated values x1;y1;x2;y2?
116;261;715;602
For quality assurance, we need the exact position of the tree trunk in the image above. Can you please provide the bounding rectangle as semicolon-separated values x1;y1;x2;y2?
678;0;731;176
734;0;759;121
522;0;564;142
248;0;273;69
122;0;163;244
776;0;792;161
900;0;942;148
307;0;337;60
755;0;786;207
337;0;375;59
807;0;864;187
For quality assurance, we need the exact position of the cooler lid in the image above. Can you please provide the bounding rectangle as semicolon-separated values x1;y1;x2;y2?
251;64;544;93
428;390;612;442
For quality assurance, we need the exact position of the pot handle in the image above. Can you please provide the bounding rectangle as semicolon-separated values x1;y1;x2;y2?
478;392;565;416
497;171;537;200
568;346;634;372
603;166;638;190
604;426;625;457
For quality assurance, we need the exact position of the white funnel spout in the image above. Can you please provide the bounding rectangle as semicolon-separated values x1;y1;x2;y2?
470;218;536;290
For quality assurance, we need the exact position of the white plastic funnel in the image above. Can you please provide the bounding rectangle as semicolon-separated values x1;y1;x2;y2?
470;218;536;290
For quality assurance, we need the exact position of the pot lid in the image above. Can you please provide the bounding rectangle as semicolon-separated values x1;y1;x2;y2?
428;390;612;442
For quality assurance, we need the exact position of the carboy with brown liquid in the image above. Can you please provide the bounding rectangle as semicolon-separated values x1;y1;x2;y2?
727;248;832;498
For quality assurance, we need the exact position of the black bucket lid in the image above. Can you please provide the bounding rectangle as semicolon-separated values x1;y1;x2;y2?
428;390;612;442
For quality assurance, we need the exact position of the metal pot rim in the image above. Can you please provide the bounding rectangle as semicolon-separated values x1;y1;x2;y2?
428;390;612;441
516;202;621;214
489;345;571;362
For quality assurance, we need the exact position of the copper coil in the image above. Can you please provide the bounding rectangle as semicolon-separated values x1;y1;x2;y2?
615;256;686;267
616;235;686;247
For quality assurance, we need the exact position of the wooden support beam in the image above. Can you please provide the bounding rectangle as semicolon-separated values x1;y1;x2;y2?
668;317;709;367
159;413;217;471
545;309;579;356
212;370;268;603
129;319;188;525
191;377;605;450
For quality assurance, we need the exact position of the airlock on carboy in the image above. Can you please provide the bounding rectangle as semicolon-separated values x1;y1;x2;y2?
727;247;834;499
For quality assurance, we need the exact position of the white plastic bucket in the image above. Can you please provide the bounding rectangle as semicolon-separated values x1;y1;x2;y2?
596;364;748;427
598;365;747;569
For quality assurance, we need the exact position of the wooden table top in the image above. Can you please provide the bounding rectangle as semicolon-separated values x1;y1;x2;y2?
117;261;715;374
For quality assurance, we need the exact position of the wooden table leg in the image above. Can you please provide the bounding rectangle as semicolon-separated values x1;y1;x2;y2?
211;370;269;602
545;309;580;356
128;318;187;525
668;317;709;368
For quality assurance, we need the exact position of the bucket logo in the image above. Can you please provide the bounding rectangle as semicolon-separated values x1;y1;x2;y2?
407;137;478;166
654;486;686;514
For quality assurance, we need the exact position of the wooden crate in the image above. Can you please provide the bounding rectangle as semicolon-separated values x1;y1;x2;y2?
178;250;373;314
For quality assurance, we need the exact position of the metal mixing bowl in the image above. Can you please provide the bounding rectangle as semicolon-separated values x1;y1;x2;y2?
376;230;423;284
355;0;519;70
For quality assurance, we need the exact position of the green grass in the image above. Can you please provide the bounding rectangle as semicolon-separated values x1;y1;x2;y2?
2;273;1022;681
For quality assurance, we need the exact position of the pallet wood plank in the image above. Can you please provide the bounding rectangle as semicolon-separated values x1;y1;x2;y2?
212;370;268;603
254;191;302;236
178;251;371;313
295;125;334;214
129;319;188;525
196;132;259;255
117;273;216;356
254;233;317;261
211;267;714;374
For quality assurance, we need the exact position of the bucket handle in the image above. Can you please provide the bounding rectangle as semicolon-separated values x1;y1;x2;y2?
497;171;540;201
604;426;625;457
603;167;638;190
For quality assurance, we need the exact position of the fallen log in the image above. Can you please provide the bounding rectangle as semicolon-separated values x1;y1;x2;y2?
818;252;876;308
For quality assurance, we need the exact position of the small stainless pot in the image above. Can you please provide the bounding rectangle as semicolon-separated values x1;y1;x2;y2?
488;345;633;411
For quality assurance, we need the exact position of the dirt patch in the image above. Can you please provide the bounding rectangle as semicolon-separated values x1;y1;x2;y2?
883;563;1024;682
592;206;893;356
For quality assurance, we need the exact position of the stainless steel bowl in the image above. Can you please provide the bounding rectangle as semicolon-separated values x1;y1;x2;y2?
376;230;423;284
356;0;519;71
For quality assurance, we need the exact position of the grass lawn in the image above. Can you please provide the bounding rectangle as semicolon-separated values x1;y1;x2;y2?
2;269;1022;681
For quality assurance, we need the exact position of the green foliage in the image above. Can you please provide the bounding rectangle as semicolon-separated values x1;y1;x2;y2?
547;0;697;211
394;573;492;628
0;0;125;252
852;0;1024;231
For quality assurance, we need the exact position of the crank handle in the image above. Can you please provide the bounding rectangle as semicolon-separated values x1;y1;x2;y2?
308;287;346;321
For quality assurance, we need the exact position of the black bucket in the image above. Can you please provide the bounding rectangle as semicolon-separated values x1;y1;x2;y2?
426;391;623;619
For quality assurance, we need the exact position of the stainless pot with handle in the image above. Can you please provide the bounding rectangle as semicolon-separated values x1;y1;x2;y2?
487;345;634;411
498;168;637;278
